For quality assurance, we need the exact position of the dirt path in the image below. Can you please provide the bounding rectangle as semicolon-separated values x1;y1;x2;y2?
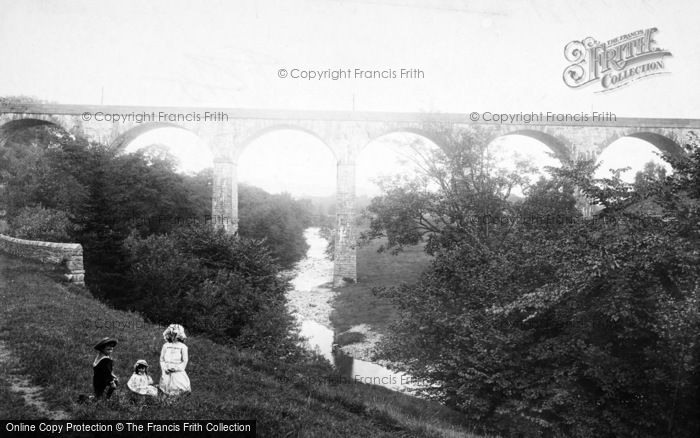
0;340;70;420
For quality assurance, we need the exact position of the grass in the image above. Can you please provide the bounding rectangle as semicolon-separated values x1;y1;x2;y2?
0;382;44;419
330;236;432;334
0;347;44;420
0;252;489;438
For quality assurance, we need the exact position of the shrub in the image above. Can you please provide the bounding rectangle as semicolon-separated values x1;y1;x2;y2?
238;185;312;268
8;205;79;242
378;221;700;437
124;224;301;358
335;331;366;347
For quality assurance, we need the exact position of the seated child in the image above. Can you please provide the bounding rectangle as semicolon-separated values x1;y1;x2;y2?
127;359;158;397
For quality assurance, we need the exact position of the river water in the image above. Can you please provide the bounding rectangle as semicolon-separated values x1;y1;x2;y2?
286;227;417;392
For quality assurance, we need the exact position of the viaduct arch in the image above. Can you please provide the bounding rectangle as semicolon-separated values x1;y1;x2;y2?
1;103;698;286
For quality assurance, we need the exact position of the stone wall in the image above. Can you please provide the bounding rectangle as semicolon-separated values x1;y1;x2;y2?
0;234;85;284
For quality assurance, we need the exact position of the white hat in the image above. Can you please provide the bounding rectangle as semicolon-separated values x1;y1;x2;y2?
163;324;187;341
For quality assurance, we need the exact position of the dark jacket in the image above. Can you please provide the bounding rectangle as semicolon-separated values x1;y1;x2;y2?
93;356;115;397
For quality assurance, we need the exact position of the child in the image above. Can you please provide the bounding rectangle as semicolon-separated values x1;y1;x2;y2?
92;337;118;399
127;359;158;397
159;324;191;396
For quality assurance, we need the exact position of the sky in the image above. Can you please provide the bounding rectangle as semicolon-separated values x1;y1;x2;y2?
1;0;697;196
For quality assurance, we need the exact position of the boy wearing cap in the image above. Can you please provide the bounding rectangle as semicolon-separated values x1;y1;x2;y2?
93;337;119;399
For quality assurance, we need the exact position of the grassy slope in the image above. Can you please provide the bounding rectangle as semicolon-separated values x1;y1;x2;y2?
331;238;431;334
0;347;44;420
0;384;43;419
0;253;484;438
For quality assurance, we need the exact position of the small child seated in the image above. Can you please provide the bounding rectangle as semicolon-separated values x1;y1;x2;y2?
126;359;158;397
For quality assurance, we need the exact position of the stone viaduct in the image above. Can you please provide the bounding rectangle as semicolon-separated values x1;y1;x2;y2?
1;103;699;286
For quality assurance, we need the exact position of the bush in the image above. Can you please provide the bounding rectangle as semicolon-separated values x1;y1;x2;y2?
124;224;301;358
238;185;312;268
8;205;79;242
379;220;700;437
335;331;366;347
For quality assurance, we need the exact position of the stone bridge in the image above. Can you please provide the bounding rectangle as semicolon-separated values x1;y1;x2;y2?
1;103;699;286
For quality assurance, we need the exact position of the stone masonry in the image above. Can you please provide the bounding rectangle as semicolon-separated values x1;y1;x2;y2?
0;233;85;284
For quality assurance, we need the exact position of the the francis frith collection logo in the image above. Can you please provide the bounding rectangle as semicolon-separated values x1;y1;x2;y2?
563;28;671;92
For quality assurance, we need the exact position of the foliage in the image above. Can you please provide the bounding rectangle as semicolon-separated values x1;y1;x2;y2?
7;205;79;242
335;331;367;347
238;184;313;268
124;224;301;358
361;126;539;255
64;143;213;305
319;225;336;260
0;95;45;105
0;113;316;357
370;127;700;437
0;125;89;217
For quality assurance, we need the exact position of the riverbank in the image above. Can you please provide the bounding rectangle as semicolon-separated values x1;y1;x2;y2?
284;228;394;361
330;236;432;361
282;228;379;360
284;227;431;362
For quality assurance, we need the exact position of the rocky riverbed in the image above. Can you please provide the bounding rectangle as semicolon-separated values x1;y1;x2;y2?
284;227;382;361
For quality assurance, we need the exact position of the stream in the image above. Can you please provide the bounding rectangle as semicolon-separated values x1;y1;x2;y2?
286;227;417;392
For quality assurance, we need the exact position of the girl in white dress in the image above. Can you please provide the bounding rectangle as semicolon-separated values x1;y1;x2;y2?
127;359;158;397
159;324;191;396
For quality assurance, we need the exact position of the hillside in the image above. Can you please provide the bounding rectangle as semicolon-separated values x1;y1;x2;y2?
0;252;486;438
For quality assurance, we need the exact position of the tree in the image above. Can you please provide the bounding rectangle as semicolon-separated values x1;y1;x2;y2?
77;144;216;303
0;124;88;217
0;106;311;358
124;224;301;358
368;126;700;437
361;126;540;255
238;184;313;268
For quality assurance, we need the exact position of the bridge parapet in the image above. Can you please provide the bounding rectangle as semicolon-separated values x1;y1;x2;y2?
0;233;85;284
